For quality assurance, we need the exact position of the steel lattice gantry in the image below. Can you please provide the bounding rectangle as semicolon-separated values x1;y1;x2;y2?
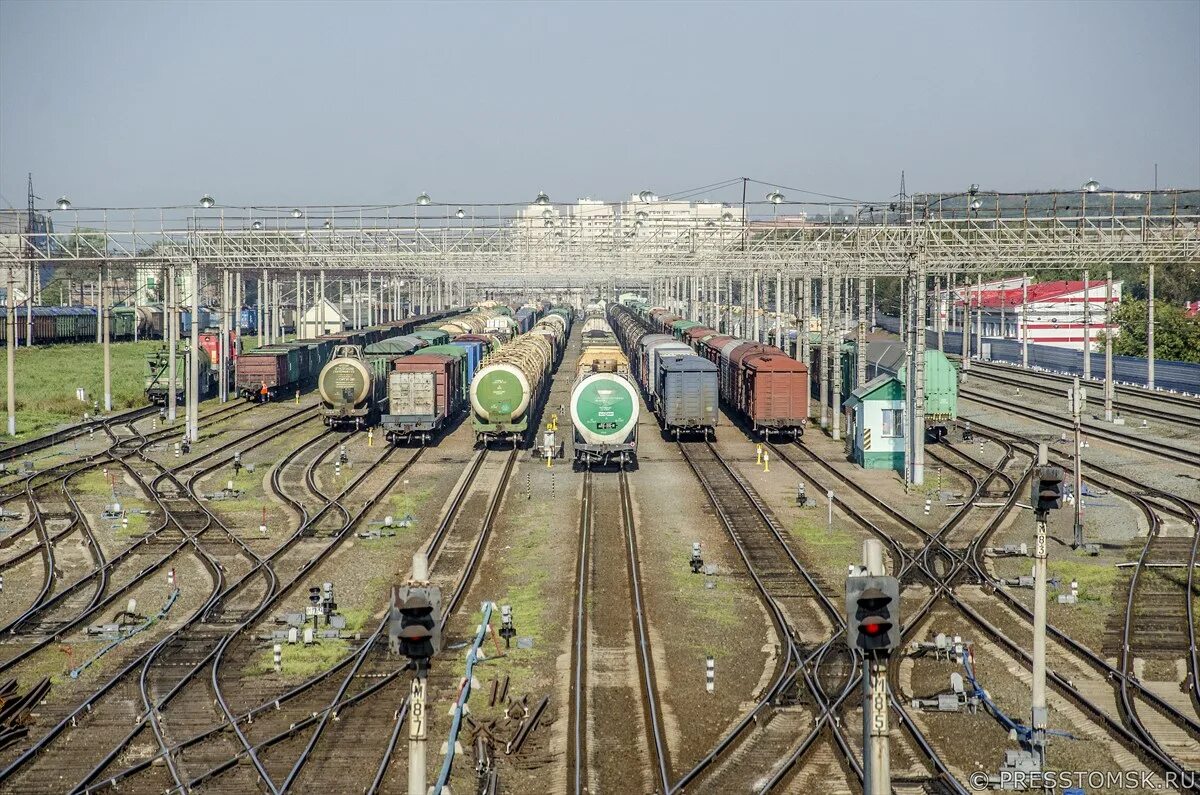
1;197;1197;286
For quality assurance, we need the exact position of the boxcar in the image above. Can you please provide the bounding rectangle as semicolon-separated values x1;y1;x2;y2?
656;354;718;437
384;353;461;444
736;351;809;438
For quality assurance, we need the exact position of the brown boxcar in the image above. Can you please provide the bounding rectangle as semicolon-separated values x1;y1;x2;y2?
383;353;460;444
683;326;718;351
737;351;809;437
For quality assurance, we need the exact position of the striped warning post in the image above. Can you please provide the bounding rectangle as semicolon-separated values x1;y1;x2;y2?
706;657;715;693
273;643;282;673
924;498;931;515
862;428;872;450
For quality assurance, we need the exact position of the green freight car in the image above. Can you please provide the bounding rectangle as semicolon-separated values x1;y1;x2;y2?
145;346;216;406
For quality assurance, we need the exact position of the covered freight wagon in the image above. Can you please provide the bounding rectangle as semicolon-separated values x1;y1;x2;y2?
656;354;718;437
383;353;462;444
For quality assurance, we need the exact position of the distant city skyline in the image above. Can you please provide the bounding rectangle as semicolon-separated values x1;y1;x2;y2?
1;0;1196;211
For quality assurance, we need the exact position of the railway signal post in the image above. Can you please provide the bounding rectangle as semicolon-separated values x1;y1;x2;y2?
846;539;900;795
389;553;442;795
1030;443;1063;769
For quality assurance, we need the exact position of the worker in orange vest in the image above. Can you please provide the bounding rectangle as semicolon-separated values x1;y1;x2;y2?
260;382;269;402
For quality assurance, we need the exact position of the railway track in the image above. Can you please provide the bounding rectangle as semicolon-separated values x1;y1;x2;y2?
567;468;670;794
960;389;1200;468
673;440;884;794
0;405;350;792
963;362;1200;431
774;430;1200;784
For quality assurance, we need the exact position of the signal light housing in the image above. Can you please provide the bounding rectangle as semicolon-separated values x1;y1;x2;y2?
845;575;901;655
388;584;442;667
1031;464;1064;518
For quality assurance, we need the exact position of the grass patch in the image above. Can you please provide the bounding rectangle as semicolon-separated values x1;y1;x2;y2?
247;638;350;677
667;546;739;657
1048;557;1120;606
790;513;861;575
0;340;161;439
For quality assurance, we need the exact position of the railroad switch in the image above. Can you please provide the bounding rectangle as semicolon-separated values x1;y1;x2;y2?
908;632;970;662
690;541;704;574
910;672;980;713
987;542;1029;558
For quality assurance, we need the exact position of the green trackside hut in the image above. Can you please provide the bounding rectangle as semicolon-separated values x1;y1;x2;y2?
843;374;906;474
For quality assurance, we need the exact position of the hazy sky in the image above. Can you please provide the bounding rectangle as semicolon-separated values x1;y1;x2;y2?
1;0;1197;211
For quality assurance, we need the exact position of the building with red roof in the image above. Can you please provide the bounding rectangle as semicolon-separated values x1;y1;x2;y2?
940;277;1122;350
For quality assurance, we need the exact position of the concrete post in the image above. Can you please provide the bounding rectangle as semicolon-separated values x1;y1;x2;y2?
219;270;228;402
188;259;200;442
1021;275;1029;368
1147;264;1155;389
911;267;926;487
6;260;15;435
775;270;782;347
102;263;112;412
863;538;890;795
831;270;841;442
753;272;761;343
800;277;811;371
1082;270;1091;380
857;276;867;389
1104;271;1114;421
257;270;265;348
1031;444;1049;769
319;268;326;336
935;276;944;352
167;264;177;422
974;274;983;362
367;272;373;327
819;267;830;429
899;275;906;347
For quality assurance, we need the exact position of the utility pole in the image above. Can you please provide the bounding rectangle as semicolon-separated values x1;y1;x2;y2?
1070;378;1085;548
799;277;811;372
1147;264;1155;389
935;276;944;352
319;268;326;335
1104;271;1114;422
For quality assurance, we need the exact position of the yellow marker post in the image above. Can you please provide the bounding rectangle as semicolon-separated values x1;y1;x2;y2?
546;452;552;469
294;388;300;405
763;452;770;472
756;444;763;464
368;428;374;447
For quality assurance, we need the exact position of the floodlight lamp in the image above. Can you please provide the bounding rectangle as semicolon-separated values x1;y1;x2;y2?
767;190;784;205
638;190;655;203
534;191;550;206
56;197;71;210
1083;179;1100;193
291;208;303;218
199;195;215;208
416;192;432;206
455;208;466;219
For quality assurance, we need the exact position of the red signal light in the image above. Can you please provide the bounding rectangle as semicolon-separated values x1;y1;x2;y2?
863;623;883;636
